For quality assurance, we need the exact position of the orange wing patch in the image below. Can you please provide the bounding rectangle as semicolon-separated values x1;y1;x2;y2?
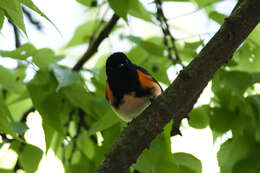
137;69;154;89
106;82;115;105
137;69;162;96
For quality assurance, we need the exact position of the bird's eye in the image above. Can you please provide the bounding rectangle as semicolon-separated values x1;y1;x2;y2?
117;63;124;68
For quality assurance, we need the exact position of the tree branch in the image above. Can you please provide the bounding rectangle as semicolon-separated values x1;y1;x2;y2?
96;0;260;172
72;13;119;71
155;0;183;67
22;7;42;30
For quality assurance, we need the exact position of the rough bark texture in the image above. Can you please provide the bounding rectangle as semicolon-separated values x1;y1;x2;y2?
96;0;260;172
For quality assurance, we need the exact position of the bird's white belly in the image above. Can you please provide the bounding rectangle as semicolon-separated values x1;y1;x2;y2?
113;92;151;122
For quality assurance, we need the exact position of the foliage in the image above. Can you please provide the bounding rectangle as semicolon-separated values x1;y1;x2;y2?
0;0;259;173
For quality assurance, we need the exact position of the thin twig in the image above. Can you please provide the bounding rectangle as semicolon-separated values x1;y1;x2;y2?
67;108;96;163
22;7;42;30
155;0;184;67
89;6;109;45
8;22;21;48
21;107;35;123
68;113;82;164
72;13;119;71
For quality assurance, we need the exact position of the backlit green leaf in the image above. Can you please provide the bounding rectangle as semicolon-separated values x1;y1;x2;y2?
27;70;66;137
66;20;101;48
209;11;226;25
0;43;37;60
128;0;153;23
77;132;95;159
18;0;59;33
51;65;80;92
108;0;129;21
0;168;13;173
77;0;97;7
87;109;120;136
217;135;253;173
174;152;202;173
10;122;28;135
0;0;27;35
128;46;171;85
188;105;210;129
0;92;16;136
209;108;235;133
232;40;260;72
193;0;219;7
0;9;4;30
233;157;260;173
134;125;178;173
19;144;43;173
32;48;56;69
62;83;95;115
0;66;26;93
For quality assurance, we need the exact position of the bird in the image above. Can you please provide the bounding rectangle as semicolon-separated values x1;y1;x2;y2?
105;52;162;122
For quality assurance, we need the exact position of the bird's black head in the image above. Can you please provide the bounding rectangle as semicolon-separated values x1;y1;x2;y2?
106;52;138;93
106;52;133;78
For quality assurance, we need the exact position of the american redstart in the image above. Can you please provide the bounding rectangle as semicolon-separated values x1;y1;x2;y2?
105;52;162;122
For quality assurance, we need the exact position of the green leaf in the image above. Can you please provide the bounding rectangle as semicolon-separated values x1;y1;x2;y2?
0;66;18;91
232;40;260;72
66;20;100;48
77;132;95;159
209;108;235;133
128;0;153;23
0;0;27;35
128;46;171;85
10;122;28;135
0;169;13;173
76;0;97;7
217;135;253;173
212;70;252;97
125;35;165;56
152;160;179;173
188;105;210;129
0;65;26;93
0;92;16;136
208;11;227;25
18;0;59;32
42;123;55;151
174;152;202;173
0;43;37;60
108;0;129;21
8;98;32;121
51;65;80;92
193;0;219;7
245;95;260;141
32;48;56;69
232;157;260;173
27;70;66;137
19;144;43;173
163;0;190;1
247;24;260;47
140;40;165;56
184;40;203;50
87;109;120;136
0;9;4;30
134;125;178;173
62;83;95;115
92;123;122;165
65;153;96;173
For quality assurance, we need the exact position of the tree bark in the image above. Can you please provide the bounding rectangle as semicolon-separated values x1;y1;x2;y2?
96;0;260;172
